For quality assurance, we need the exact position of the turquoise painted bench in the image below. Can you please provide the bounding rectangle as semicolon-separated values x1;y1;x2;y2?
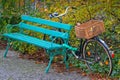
3;15;72;73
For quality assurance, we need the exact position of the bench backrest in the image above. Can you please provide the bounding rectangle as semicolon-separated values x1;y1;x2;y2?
21;15;72;31
19;15;72;40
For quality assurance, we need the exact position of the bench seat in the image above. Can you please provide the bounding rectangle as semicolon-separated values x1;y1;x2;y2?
3;33;62;50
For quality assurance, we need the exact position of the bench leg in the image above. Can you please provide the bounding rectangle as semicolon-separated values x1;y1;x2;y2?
4;40;10;58
64;53;69;69
45;56;54;73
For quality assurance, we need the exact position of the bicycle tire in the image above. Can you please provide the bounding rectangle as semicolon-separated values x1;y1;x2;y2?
83;37;112;76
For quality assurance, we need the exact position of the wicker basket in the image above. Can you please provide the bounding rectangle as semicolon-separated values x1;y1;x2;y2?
75;20;105;39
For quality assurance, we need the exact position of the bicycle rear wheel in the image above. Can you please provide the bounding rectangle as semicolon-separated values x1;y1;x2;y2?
83;37;112;76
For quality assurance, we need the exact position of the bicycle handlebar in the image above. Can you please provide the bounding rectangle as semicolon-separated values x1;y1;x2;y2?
55;6;70;18
49;6;76;18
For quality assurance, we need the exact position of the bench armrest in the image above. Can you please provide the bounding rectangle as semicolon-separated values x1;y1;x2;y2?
6;24;19;33
62;44;77;51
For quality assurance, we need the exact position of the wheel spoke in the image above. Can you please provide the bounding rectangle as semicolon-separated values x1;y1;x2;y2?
83;39;112;76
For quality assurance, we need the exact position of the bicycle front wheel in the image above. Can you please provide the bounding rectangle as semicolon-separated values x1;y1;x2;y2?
83;37;112;76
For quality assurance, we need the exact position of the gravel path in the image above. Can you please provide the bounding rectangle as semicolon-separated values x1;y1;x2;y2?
0;50;91;80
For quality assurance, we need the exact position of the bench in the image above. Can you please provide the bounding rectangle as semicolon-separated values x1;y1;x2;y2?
3;15;72;73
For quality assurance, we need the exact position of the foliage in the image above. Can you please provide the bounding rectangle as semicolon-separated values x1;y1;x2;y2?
0;0;120;78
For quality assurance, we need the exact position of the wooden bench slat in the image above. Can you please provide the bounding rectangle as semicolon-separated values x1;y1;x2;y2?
21;15;72;31
3;33;62;49
19;22;69;39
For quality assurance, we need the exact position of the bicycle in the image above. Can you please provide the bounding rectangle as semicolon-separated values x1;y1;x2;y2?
48;6;114;76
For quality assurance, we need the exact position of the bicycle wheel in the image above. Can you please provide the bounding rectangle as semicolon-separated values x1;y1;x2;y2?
83;38;112;76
